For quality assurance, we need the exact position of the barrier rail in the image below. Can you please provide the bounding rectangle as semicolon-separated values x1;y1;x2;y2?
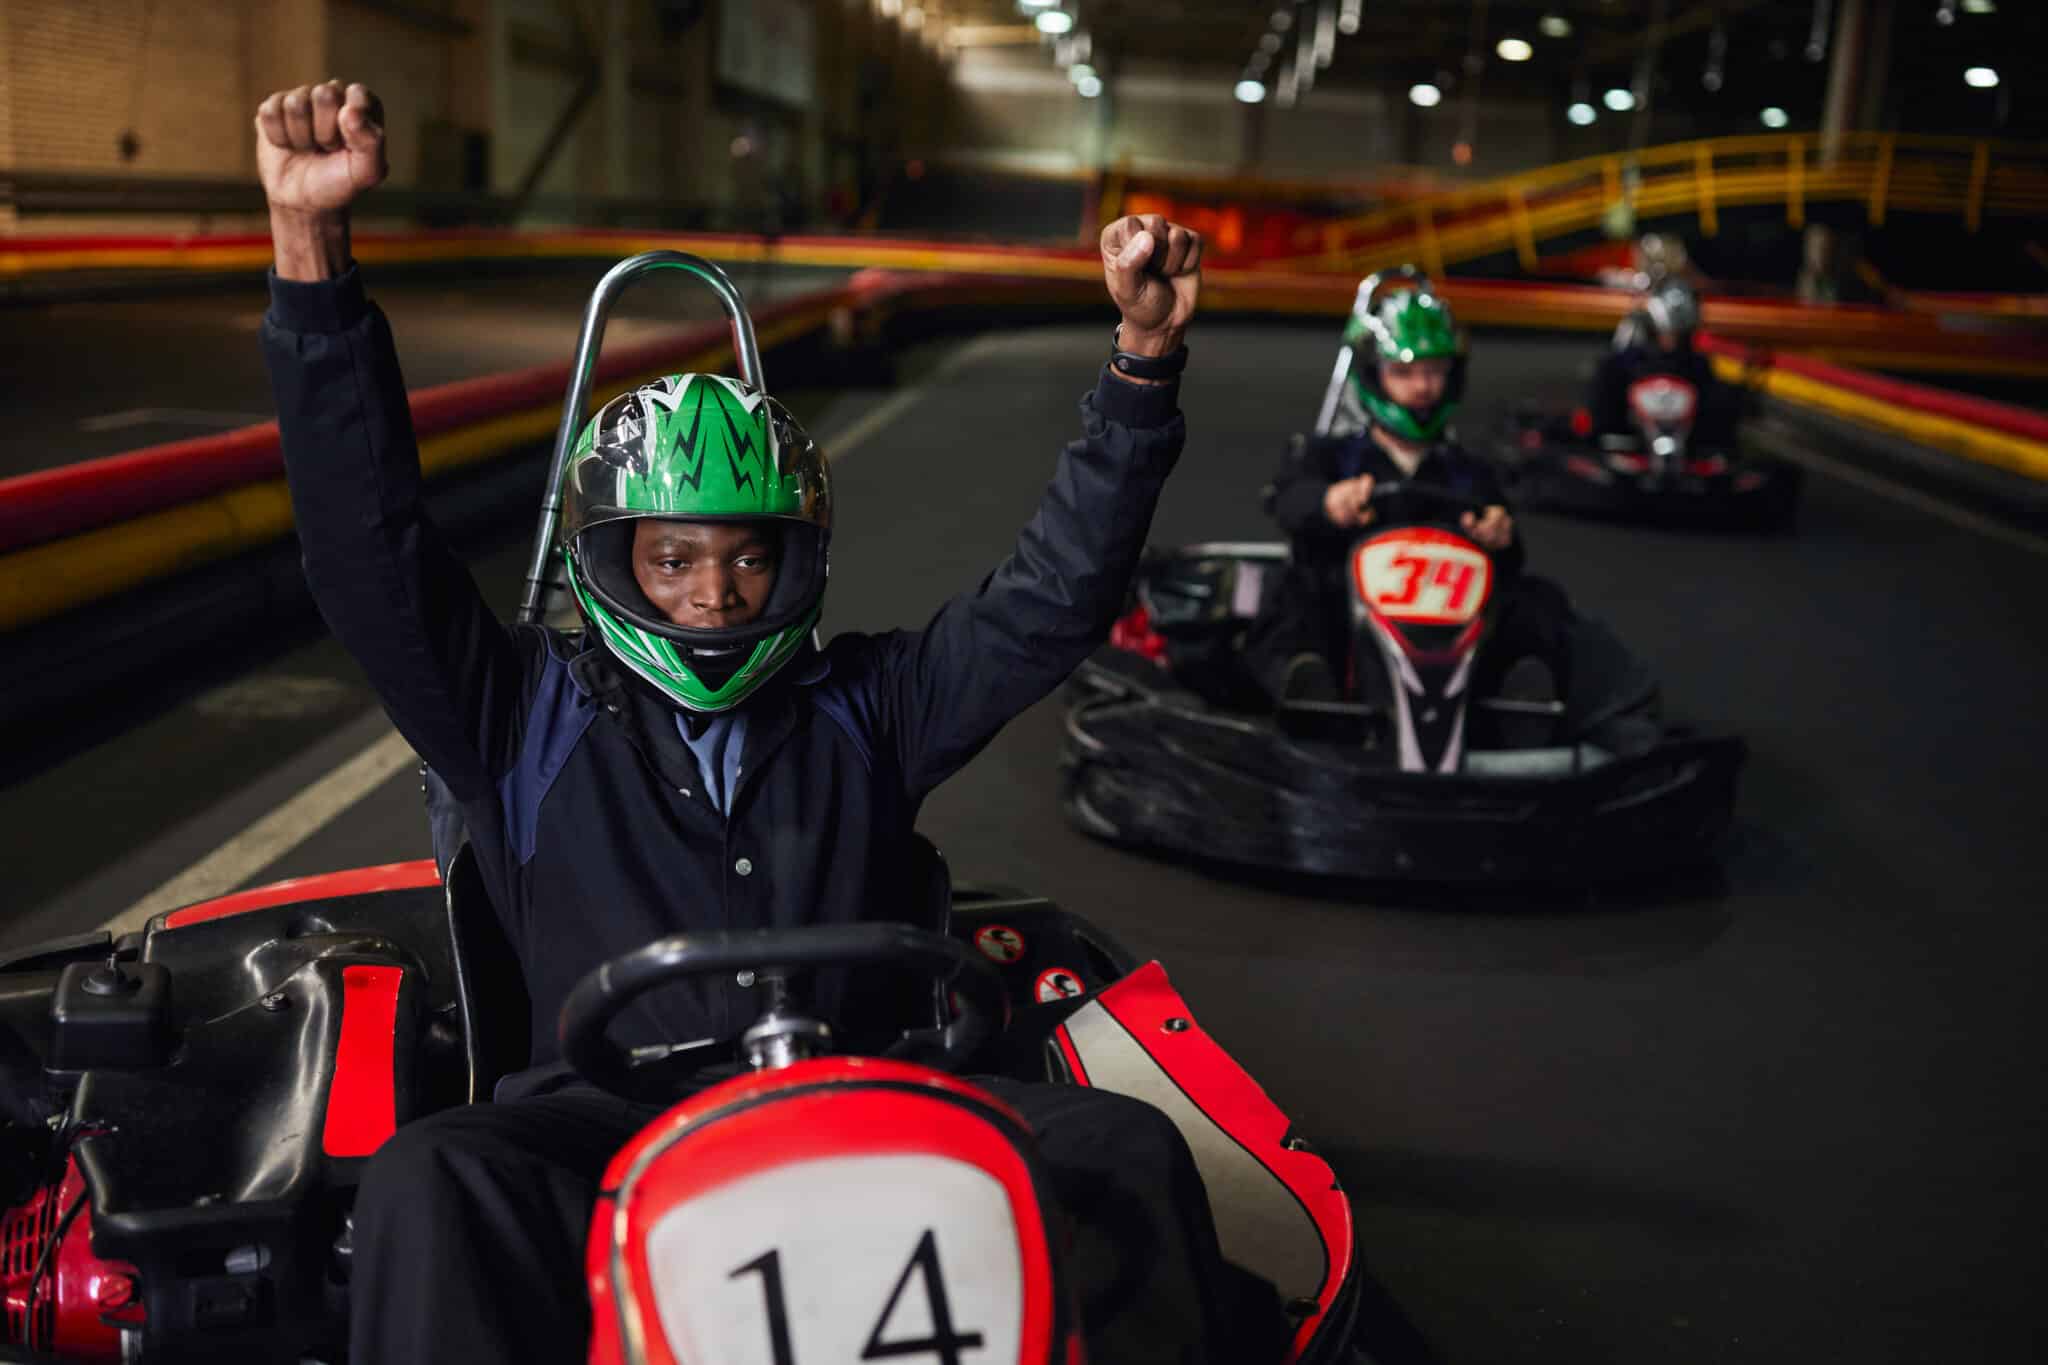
2;266;2042;633
1701;336;2048;483
1280;133;2048;278
0;270;1086;630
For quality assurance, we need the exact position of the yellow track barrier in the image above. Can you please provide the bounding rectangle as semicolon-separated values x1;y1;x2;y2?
1289;132;2048;277
1713;355;2048;483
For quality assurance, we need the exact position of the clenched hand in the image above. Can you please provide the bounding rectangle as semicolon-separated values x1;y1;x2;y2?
1101;214;1202;363
1461;505;1515;551
255;81;386;280
1324;473;1378;529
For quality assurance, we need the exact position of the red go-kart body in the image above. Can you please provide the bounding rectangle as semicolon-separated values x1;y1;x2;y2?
0;852;1364;1364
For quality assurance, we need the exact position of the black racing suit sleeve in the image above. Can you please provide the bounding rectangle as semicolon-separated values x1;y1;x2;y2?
260;266;527;802
880;371;1184;798
1262;435;1357;563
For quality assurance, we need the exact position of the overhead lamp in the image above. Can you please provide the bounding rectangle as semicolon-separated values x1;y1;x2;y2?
1035;9;1073;35
1016;0;1059;10
1760;106;1790;128
1409;83;1443;108
902;5;924;30
1934;0;1958;22
1963;66;1999;87
1603;87;1636;111
1271;8;1294;32
879;0;901;17
1077;74;1103;98
1567;101;1597;125
1339;0;1363;36
1260;32;1282;53
1069;63;1096;83
1540;15;1572;38
1496;38;1533;62
1236;78;1269;104
1961;0;1996;11
1249;50;1272;74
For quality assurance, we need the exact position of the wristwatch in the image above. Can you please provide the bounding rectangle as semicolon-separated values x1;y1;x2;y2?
1110;324;1188;381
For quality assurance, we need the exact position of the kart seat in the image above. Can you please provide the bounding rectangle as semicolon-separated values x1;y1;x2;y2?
445;843;532;1103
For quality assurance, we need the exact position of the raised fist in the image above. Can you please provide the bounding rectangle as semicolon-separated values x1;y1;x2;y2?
1101;214;1202;356
255;81;387;219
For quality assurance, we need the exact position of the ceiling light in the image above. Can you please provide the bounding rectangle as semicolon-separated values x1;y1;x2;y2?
878;0;900;16
1271;9;1294;31
1260;32;1282;53
1961;0;1996;11
1567;101;1597;125
1540;15;1572;38
1069;63;1096;83
1076;74;1103;98
1409;83;1443;108
1963;66;1999;88
901;5;924;29
1034;9;1073;35
1496;38;1533;62
1339;0;1363;36
1249;51;1272;74
1016;0;1058;10
1760;106;1790;128
1603;87;1636;111
1236;78;1268;104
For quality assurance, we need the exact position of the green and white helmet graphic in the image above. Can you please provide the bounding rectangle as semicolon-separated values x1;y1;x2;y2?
559;373;831;712
1339;269;1469;441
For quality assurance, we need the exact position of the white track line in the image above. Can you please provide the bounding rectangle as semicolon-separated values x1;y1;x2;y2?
103;335;1000;928
104;729;419;933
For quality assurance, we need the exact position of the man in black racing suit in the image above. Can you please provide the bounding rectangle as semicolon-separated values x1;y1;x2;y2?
1245;276;1571;724
255;80;1281;1365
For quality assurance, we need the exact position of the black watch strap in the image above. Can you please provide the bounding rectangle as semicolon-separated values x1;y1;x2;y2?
1110;324;1188;381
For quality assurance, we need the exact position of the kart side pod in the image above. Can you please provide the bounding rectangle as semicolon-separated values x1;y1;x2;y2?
585;1058;1082;1365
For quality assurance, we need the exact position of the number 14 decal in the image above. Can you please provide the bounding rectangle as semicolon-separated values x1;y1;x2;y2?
729;1229;987;1364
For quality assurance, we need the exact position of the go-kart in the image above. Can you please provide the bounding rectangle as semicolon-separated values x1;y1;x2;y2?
1061;483;1745;885
1492;373;1801;529
0;252;1378;1365
0;843;1371;1364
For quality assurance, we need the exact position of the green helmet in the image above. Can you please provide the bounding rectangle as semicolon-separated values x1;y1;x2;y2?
1342;269;1468;442
559;373;831;712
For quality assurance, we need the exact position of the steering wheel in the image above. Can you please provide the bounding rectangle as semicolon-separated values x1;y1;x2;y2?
1366;478;1495;518
557;922;1008;1103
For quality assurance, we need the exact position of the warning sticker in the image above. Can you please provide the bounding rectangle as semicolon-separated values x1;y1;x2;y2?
1033;967;1088;1003
972;924;1026;964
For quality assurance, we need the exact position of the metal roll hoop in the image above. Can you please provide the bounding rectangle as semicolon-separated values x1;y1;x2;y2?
518;251;766;625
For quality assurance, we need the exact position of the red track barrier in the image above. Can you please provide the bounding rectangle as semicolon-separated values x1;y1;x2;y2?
0;285;858;555
1696;335;2048;444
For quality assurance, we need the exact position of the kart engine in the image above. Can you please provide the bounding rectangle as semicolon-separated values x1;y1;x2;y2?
1;1155;140;1361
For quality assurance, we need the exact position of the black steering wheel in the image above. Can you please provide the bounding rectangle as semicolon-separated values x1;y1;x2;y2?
557;922;1008;1103
1366;477;1495;517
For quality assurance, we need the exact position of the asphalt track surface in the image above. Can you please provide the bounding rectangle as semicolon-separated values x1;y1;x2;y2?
4;305;2046;1364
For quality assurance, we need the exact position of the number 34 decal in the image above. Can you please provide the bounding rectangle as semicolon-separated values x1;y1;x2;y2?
1352;528;1494;626
731;1230;984;1365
